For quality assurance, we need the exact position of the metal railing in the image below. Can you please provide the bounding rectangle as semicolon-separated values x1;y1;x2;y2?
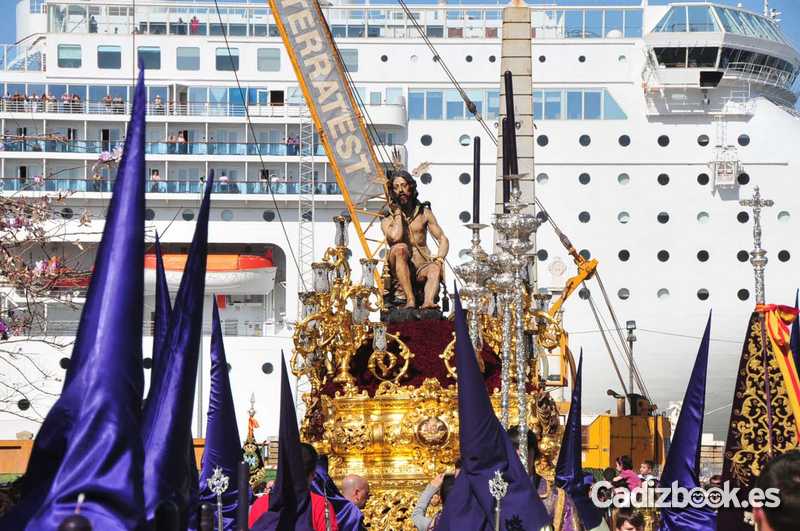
0;139;327;157
0;45;44;72
43;319;278;337
724;62;798;91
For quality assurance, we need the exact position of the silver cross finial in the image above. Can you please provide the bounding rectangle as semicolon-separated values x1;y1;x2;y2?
739;186;774;304
488;469;509;531
207;467;230;531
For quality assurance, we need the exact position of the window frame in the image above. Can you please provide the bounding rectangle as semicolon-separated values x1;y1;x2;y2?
97;45;121;70
57;44;82;69
176;46;201;71
257;48;281;72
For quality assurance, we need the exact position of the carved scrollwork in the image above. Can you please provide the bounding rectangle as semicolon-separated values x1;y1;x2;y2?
367;332;414;383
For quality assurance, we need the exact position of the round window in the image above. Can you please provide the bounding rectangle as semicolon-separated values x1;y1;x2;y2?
618;55;627;63
60;207;74;220
537;135;549;147
697;173;710;185
657;173;669;186
618;249;630;262
536;211;549;223
657;288;670;300
738;134;750;146
737;211;750;224
657;212;670;224
618;135;630;147
617;212;631;224
697;134;710;147
459;211;471;223
777;211;791;223
778;250;790;262
536;173;549;184
657;250;670;262
579;134;591;147
489;55;496;63
459;173;471;185
737;289;750;301
59;357;71;370
262;210;276;222
18;399;30;411
618;288;630;300
578;55;586;63
578;211;591;223
262;362;274;374
697;250;710;262
458;134;471;146
145;208;156;221
737;173;750;185
381;54;388;62
420;173;432;184
657;135;670;147
617;173;630;185
410;55;419;63
221;209;234;221
579;249;591;260
697;212;710;224
536;249;548;261
578;173;591;185
578;288;591;300
466;55;473;63
420;135;433;146
737;250;749;262
697;289;710;301
538;55;546;63
182;210;195;221
143;357;153;369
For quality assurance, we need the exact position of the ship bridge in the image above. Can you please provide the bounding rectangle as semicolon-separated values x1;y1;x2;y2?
644;3;799;107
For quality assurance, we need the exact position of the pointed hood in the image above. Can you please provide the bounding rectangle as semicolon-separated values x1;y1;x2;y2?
555;353;603;529
437;290;551;531
251;355;314;530
792;290;800;371
189;298;243;531
141;171;214;523
659;314;716;531
152;231;172;370
311;457;365;530
25;65;148;530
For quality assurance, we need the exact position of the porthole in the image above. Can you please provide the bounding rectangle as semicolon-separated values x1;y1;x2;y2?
618;249;630;262
536;173;549;184
380;54;388;62
737;250;749;262
221;209;234;221
420;173;432;184
657;173;669;186
145;208;156;221
697;134;710;147
458;249;471;259
420;134;433;146
618;55;627;62
410;55;418;63
459;173;471;185
17;399;30;411
737;173;750;185
182;209;195;221
617;212;631;224
60;207;74;219
536;249;548;261
578;211;591;223
578;55;586;63
777;211;791;223
657;135;670;147
579;134;591;147
737;211;750;224
618;288;630;300
657;288;670;300
262;210;276;222
489;55;496;63
459;211;471;223
618;135;630;147
538;55;546;63
697;289;710;301
458;134;471;146
697;250;710;262
737;289;750;301
578;173;591;185
697;173;710;185
657;250;670;262
697;212;710;224
465;55;473;63
657;212;669;224
579;249;591;260
536;211;549;223
261;362;274;374
537;135;549;147
778;250;790;262
59;357;70;370
617;173;630;185
143;357;153;369
738;134;750;146
578;288;591;300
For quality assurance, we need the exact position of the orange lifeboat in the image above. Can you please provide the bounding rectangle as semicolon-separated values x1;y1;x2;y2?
143;253;274;272
143;251;277;294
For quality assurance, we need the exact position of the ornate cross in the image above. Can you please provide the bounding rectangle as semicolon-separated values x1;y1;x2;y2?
488;469;509;531
207;467;230;531
739;186;774;304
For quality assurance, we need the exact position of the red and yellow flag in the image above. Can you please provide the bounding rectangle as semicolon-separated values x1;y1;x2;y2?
756;304;800;434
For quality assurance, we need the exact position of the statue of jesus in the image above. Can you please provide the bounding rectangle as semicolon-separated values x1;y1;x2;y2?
381;171;449;310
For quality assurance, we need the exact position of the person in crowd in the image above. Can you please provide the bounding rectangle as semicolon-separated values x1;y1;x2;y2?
167;133;176;155
89;15;98;33
112;95;124;114
706;474;722;489
427;474;455;531
412;472;449;531
102;94;113;112
249;443;339;530
154;94;164;114
612;508;645;531
190;16;200;35
637;460;657;483
71;93;81;113
613;455;641;491
341;475;369;510
752;450;800;531
176;131;187;154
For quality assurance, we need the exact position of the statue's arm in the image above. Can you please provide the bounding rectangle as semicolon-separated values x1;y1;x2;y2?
425;208;449;260
381;211;403;245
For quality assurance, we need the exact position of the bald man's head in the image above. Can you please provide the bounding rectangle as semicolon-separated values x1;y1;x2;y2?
341;474;370;509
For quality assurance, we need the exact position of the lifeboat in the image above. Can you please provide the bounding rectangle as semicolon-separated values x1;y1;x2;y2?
144;252;277;294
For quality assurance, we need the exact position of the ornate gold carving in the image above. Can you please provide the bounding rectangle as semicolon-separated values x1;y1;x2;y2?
360;489;422;531
367;331;414;383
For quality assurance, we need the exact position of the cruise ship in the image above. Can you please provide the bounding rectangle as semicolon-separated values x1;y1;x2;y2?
0;0;798;446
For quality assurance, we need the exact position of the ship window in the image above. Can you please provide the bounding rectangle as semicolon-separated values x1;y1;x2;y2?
697;173;710;185
618;250;630;262
657;250;670;262
536;173;549;184
30;0;45;13
446;90;464;120
459;211;471;223
657;173;669;186
145;209;155;221
137;47;161;70
221;210;234;221
97;46;121;69
216;48;239;71
618;135;631;147
420;173;432;184
565;10;583;38
585;11;602;38
537;249;548;261
533;91;543;120
737;173;750;185
408;91;424;120
697;212;710;224
656;7;687;32
58;44;82;68
579;135;591;147
459;172;470;184
262;211;275;222
737;250;749;262
486;91;499;120
617;174;630;185
578;211;591;223
605;10;623;37
426;91;443;120
738;134;750;146
177;47;200;71
465;55;473;63
618;288;630;300
381;55;388;63
579;55;587;63
341;49;358;72
544;91;561;119
567;91;582;120
624;10;643;38
657;288;670;300
257;48;281;72
537;135;549;147
697;134;710;146
539;56;546;63
654;48;687;68
657;135;670;147
777;211;791;223
490;56;496;63
688;48;718;68
687;6;718;32
579;288;591;300
182;209;195;221
60;207;74;220
737;289;750;301
604;90;627;119
458;136;471;147
579;249;591;260
697;289;710;301
617;212;630;224
421;135;433;146
584;91;601;119
778;250;791;262
578;173;591;185
657;212;669;224
697;250;710;262
737;211;750;223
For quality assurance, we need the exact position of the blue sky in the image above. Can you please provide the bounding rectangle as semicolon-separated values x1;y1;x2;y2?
1;0;798;47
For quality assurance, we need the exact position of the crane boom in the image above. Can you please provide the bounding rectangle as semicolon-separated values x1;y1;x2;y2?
266;0;388;259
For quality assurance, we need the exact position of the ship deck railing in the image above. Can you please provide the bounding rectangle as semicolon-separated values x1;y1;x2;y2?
0;44;45;72
724;61;798;92
34;319;282;337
